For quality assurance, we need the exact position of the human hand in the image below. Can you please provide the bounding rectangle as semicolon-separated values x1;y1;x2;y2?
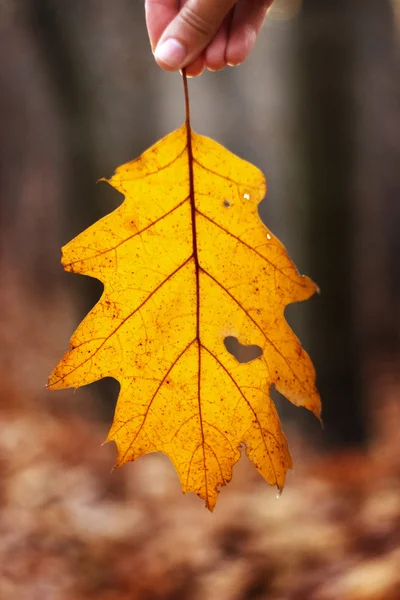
145;0;274;77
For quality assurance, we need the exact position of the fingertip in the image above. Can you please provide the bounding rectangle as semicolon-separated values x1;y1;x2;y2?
225;0;269;66
205;38;228;71
154;38;187;71
225;25;257;67
204;14;230;72
185;54;206;77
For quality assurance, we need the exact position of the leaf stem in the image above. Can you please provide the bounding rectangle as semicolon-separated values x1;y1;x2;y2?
182;68;191;129
182;67;208;501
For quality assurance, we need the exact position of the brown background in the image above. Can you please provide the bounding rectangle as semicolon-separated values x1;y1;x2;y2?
0;1;399;599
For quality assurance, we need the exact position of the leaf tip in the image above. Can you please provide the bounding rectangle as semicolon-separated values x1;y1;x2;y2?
204;493;218;512
311;398;323;424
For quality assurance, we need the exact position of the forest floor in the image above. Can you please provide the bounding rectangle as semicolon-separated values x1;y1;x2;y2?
0;372;399;600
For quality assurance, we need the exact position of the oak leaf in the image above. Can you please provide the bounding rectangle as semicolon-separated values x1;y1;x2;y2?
49;78;321;510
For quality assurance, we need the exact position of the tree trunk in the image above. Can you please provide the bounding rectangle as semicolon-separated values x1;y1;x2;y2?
296;0;365;445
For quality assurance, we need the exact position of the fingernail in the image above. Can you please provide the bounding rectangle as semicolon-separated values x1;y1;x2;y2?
155;38;187;69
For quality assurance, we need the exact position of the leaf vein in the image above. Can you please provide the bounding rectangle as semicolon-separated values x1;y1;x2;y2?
197;210;309;288
66;196;190;268
201;344;278;486
116;338;197;465
201;268;309;394
50;256;193;386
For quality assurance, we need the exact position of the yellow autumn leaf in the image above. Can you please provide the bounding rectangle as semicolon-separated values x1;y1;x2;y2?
49;78;321;510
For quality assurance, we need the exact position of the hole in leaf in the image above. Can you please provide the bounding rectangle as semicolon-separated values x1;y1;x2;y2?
224;337;263;364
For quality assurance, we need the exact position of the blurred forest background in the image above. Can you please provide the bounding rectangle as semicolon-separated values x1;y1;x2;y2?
1;1;399;599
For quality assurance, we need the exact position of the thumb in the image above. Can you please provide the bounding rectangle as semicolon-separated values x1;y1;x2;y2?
154;0;236;71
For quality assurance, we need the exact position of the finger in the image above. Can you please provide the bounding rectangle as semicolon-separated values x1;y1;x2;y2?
204;11;233;72
185;52;206;77
154;0;237;71
145;0;180;51
225;0;272;66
